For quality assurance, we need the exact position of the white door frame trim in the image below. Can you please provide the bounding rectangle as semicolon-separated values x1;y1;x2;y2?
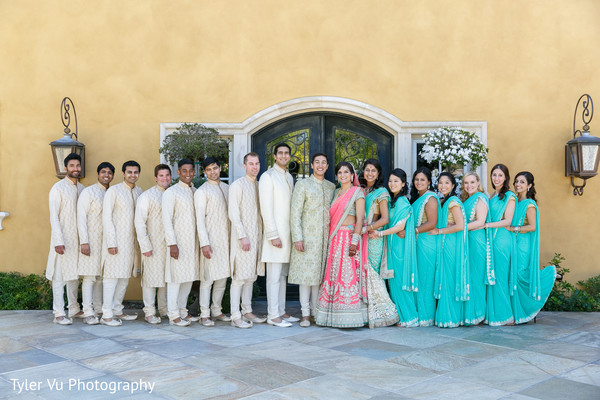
160;96;487;183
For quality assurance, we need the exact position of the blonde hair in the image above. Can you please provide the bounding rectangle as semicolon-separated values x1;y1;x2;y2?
460;171;484;201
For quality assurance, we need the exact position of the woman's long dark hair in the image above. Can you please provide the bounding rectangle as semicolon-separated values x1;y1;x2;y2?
387;168;409;208
410;167;433;204
437;172;458;206
360;158;385;193
514;171;537;202
491;164;510;201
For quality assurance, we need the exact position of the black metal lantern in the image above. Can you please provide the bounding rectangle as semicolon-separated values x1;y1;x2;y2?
565;94;599;195
49;97;85;179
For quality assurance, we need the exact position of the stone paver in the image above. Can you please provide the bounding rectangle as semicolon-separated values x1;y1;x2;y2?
0;303;598;399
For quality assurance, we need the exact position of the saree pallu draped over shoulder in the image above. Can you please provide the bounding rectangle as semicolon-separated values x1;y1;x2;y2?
412;191;440;326
510;199;556;324
434;197;470;328
363;187;399;328
485;191;517;326
365;187;391;276
387;196;419;327
463;192;488;325
315;186;368;328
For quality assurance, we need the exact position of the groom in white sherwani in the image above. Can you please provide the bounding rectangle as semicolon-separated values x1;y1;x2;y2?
259;143;299;327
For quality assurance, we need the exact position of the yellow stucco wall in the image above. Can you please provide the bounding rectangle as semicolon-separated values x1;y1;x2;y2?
1;0;599;299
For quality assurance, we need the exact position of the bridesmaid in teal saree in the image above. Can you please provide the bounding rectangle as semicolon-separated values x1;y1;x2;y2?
371;168;418;327
430;172;469;328
461;172;489;325
509;172;556;324
410;167;440;326
484;164;516;326
361;159;390;275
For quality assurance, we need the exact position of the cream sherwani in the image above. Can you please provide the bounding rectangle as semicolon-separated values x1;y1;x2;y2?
259;164;294;320
195;180;230;318
162;181;199;283
228;175;264;320
47;177;84;281
47;177;84;318
102;182;142;278
162;180;199;321
289;175;335;285
289;175;335;317
229;175;264;280
259;164;294;262
135;185;168;287
101;182;142;319
78;183;106;276
135;184;168;318
77;182;106;317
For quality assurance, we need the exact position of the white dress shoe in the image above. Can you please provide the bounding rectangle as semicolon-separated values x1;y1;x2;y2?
100;318;122;327
169;318;191;327
114;313;137;321
213;314;232;322
145;315;161;324
231;318;253;329
185;315;200;322
283;315;300;323
243;315;267;324
267;318;292;328
200;318;215;327
84;315;100;325
299;318;311;327
53;316;73;325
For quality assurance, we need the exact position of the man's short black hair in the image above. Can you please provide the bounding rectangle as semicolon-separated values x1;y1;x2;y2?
63;153;81;167
202;157;220;170
178;158;194;169
97;162;115;174
122;160;141;173
311;153;328;163
273;142;291;155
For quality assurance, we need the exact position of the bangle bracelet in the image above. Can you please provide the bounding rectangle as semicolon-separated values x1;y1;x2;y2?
415;227;419;234
378;231;383;238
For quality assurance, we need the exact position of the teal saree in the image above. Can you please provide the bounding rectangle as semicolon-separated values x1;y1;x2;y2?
412;191;440;326
463;192;488;325
386;196;419;327
365;187;391;275
434;197;469;328
510;199;556;324
485;191;516;326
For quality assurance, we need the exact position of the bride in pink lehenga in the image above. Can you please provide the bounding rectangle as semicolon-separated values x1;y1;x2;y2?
315;161;367;327
315;161;399;328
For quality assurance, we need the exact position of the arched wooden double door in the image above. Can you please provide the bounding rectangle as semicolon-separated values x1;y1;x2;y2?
252;112;394;182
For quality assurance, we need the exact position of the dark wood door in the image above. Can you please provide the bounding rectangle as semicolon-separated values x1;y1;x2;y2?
252;112;394;182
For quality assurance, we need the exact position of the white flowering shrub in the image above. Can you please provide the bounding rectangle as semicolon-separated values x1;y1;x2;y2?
420;127;488;171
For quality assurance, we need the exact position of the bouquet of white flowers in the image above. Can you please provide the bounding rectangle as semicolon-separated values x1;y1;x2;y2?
420;127;488;171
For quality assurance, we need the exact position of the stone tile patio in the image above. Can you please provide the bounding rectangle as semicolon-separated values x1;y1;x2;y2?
0;302;598;399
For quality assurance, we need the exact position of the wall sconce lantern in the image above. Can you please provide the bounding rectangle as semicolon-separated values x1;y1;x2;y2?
565;94;600;195
49;97;85;179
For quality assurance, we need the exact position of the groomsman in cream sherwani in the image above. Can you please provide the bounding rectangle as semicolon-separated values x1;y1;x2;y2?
259;143;298;327
77;161;115;325
289;153;335;327
228;152;267;328
46;153;84;325
134;164;171;324
195;157;232;327
162;159;200;327
100;160;142;327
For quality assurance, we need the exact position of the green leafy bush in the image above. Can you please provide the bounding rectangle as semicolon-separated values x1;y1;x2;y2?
0;272;53;310
543;254;600;312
